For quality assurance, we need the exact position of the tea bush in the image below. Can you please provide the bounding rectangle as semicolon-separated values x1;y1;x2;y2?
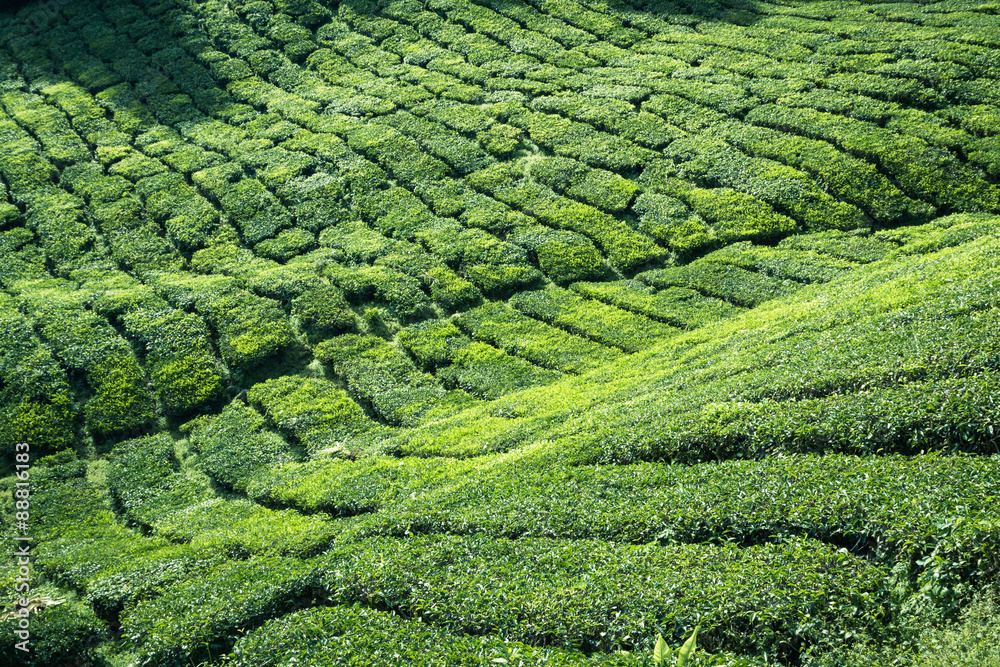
229;604;699;666
121;306;227;415
510;287;677;352
315;334;474;425
570;280;743;329
637;262;800;308
121;556;319;667
187;400;297;491
0;297;76;454
291;284;355;340
457;301;621;373
247;375;374;457
15;282;156;440
438;341;563;399
313;534;887;658
508;225;605;285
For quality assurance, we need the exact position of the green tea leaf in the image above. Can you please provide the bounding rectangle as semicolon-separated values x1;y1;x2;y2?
653;632;669;665
677;625;700;667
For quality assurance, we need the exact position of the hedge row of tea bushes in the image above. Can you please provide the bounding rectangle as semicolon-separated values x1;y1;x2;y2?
76;268;230;416
5;0;992;288
0;450;339;666
107;432;338;559
245;449;1000;574
636;260;801;308
456;300;622;373
245;375;385;458
0;295;76;453
314;333;478;425
10;279;156;441
119;531;883;666
745;104;1000;214
569;280;743;329
398;318;564;398
143;270;295;370
713;120;932;226
466;161;666;271
310;534;886;659
388;218;1000;461
1;0;593;310
698;242;856;284
5;0;1000;280
185;399;300;491
509;286;678;352
228;604;671;667
659;134;868;233
9;452;779;667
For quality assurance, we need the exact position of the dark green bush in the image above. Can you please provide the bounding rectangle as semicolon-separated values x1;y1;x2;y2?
669;184;798;247
193;288;294;370
291;284;355;340
508;226;605;285
662;134;867;233
776;231;895;265
221;178;293;245
230;604;649;666
84;546;222;620
530;156;640;213
170;498;339;559
746;104;1000;214
83;351;157;439
121;556;319;667
314;534;887;659
25;192;98;275
632;192;713;253
0;598;108;667
354;186;438;240
318;220;396;263
187;400;297;491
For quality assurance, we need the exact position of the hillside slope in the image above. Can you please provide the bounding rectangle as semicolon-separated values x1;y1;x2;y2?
1;0;999;665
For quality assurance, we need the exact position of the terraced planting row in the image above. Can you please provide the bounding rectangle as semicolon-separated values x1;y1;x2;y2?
1;0;999;664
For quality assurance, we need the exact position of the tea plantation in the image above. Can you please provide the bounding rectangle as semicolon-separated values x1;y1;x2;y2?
1;0;999;664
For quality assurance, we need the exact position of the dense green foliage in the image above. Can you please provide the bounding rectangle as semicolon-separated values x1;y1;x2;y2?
1;0;999;664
